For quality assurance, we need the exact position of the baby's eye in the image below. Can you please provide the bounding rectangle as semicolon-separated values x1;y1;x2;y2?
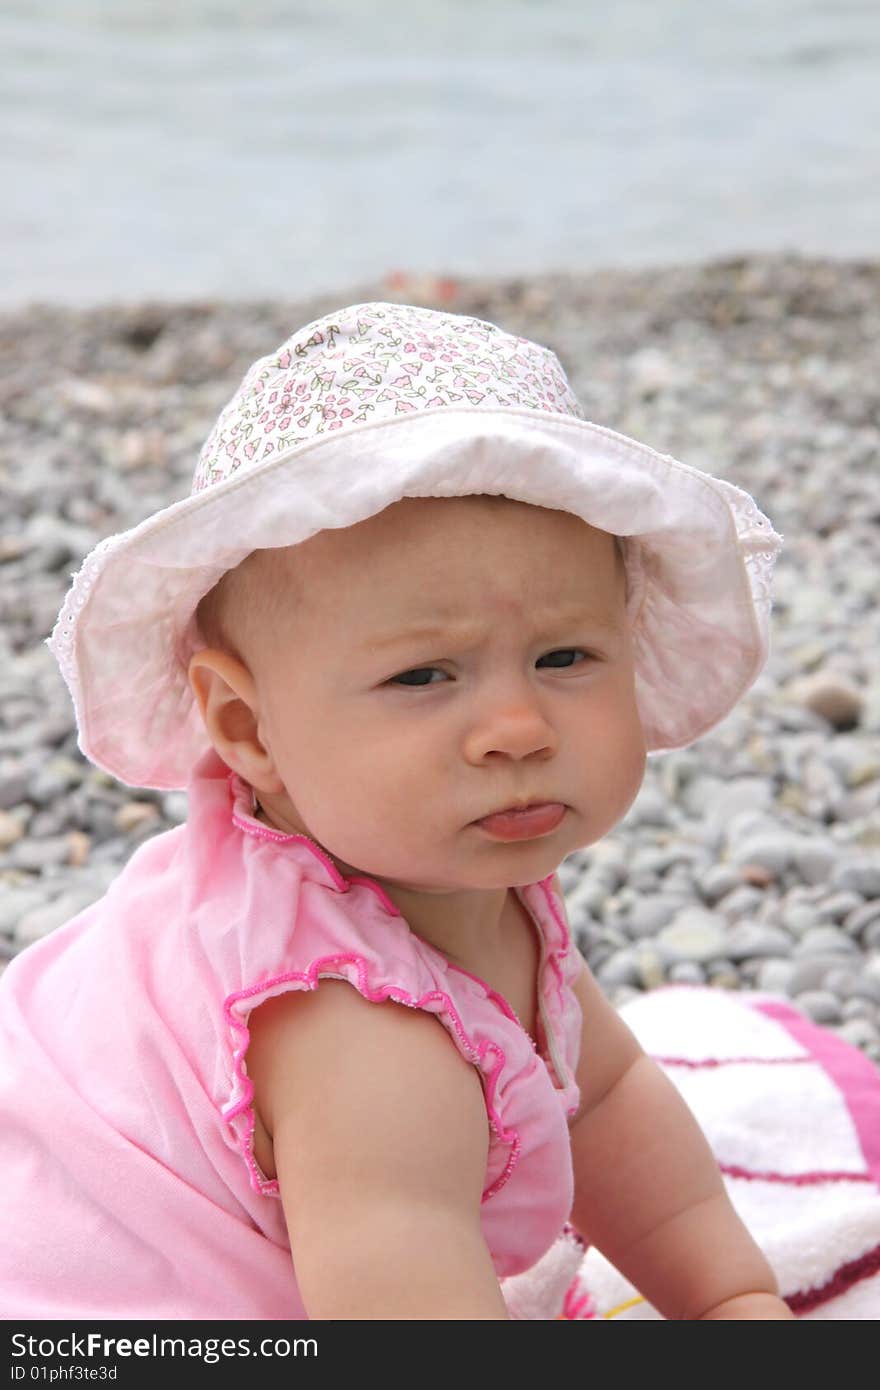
386;650;591;688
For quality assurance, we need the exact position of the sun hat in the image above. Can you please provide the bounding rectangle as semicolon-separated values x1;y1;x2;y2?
47;300;783;792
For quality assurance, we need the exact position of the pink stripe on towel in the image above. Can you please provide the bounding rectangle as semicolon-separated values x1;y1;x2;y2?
753;999;880;1191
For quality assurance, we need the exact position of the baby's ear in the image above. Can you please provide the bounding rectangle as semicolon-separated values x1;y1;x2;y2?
187;650;284;794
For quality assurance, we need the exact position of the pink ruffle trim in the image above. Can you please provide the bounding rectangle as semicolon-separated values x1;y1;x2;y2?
221;953;523;1203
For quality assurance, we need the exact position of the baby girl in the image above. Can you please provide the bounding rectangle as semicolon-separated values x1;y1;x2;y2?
0;301;793;1319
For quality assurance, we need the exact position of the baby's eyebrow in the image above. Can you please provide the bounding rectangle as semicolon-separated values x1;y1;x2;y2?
363;609;622;651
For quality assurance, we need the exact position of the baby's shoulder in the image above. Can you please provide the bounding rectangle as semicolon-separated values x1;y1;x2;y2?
247;978;488;1182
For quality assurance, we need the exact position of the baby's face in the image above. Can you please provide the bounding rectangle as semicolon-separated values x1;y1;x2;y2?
230;495;646;893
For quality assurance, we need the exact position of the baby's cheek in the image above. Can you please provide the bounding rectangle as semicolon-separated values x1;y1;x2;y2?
605;711;648;817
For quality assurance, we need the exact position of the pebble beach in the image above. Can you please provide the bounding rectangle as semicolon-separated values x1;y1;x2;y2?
1;252;879;1071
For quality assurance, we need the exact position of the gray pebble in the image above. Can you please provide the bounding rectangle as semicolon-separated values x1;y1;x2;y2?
779;902;821;938
788;954;857;995
723;922;794;961
0;887;47;936
832;858;880;899
756;958;796;993
624;785;674;828
844;900;880;940
14;890;97;948
597;949;641;989
841;998;879;1023
792;926;861;958
624;894;689;938
817;891;865;924
792;990;843;1025
636;948;666;990
706;959;740;990
658;908;727;963
697;864;741;904
729;833;794;878
836;1017;880;1050
0;769;31;811
161;792;188;823
717;885;765;921
8;835;72;872
668;960;707;985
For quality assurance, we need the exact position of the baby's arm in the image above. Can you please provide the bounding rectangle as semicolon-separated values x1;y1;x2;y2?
567;958;795;1320
246;982;509;1319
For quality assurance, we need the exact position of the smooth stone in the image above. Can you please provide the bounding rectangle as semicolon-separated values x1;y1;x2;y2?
679;774;726;818
628;868;660;892
569;878;611;920
826;971;880;1006
816;891;865;923
596;949;641;989
729;834;795;878
114;801;162;834
28;809;66;838
790;838;836;885
610;985;642;1009
864;956;880;986
697;864;741;904
779;903;821;937
707;960;740;990
624;895;689;938
636;948;666;990
845;900;880;939
583;841;628;890
161;792;188;823
13;889;98;948
837;1017;880;1049
0;770;30;811
792;990;843;1025
788;955;856;995
0;810;25;849
624;785;674;828
717;885;765;921
657;909;727;964
706;780;775;837
832;858;880;899
786;672;864;729
723;922;794;961
597;925;629;951
0;888;46;936
823;967;862;999
756;958;796;993
27;771;72;806
841;998;879;1023
791;926;860;958
668;960;707;986
8;835;73;872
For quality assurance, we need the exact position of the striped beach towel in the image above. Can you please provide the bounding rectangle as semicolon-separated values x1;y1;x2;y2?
501;985;880;1319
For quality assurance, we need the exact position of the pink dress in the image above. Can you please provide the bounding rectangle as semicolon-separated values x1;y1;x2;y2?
0;748;583;1319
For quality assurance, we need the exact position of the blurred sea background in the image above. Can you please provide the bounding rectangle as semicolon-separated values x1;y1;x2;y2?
2;0;879;308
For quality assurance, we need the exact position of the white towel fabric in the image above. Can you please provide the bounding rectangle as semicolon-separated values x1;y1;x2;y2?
501;985;880;1320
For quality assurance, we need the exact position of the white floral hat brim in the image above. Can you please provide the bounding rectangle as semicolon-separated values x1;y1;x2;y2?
47;304;783;791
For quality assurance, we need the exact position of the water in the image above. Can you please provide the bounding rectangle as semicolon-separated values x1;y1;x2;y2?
2;0;879;308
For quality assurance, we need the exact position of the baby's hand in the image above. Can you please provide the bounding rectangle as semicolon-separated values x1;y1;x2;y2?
697;1292;796;1320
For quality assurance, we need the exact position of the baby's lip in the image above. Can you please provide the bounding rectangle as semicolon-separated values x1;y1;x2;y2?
476;798;561;819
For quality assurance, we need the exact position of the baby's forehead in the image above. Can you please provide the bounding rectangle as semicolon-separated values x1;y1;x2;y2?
260;498;624;630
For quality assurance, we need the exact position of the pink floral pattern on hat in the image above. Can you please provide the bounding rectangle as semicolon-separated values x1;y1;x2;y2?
192;303;585;494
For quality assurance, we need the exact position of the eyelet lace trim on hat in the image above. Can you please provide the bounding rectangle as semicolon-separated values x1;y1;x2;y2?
711;476;785;645
46;532;121;718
